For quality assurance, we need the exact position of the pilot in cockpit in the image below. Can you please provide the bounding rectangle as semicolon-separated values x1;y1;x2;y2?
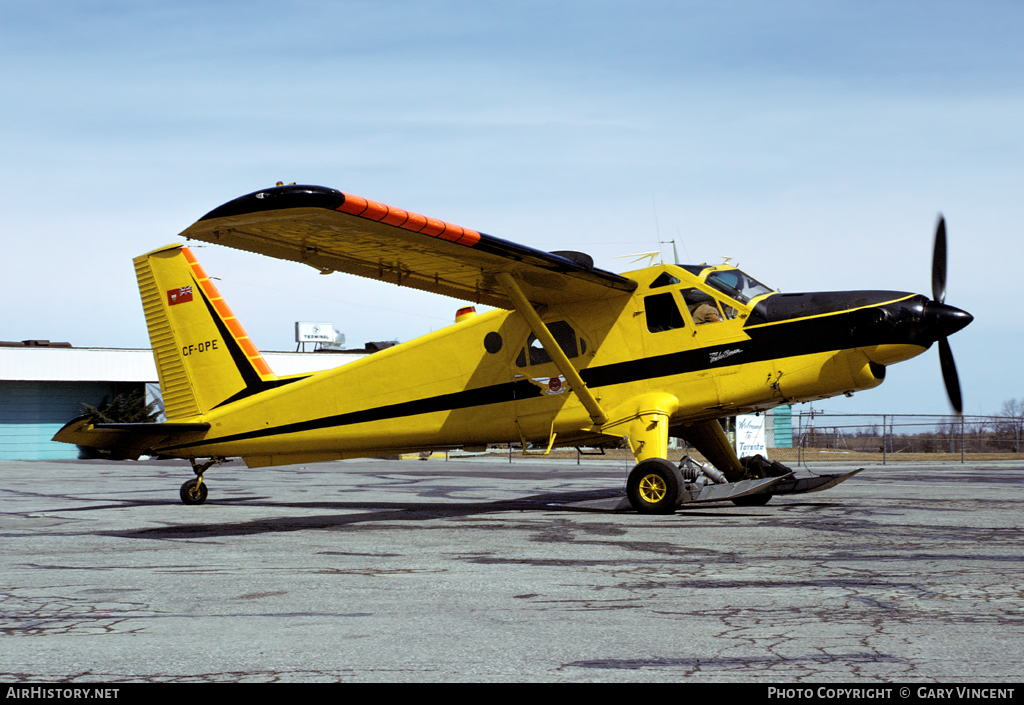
682;289;723;324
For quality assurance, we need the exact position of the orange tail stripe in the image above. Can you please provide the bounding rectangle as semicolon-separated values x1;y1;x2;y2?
251;356;273;377
224;317;248;341
212;297;233;319
180;246;274;380
238;337;261;360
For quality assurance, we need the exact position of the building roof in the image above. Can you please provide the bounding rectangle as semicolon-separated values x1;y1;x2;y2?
0;346;363;383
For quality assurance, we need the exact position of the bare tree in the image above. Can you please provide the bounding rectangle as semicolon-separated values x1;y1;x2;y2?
967;417;989;453
994;399;1024;452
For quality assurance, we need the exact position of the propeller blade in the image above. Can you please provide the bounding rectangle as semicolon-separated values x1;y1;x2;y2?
932;215;947;304
938;337;963;413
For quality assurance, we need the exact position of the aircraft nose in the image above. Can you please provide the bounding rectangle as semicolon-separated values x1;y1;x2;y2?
923;300;973;340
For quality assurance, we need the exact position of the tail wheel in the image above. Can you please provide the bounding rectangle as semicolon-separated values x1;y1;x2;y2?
180;478;208;505
627;458;684;514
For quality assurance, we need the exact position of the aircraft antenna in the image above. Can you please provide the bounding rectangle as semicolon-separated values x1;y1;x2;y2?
660;239;681;265
652;196;663;264
674;228;693;264
615;251;661;267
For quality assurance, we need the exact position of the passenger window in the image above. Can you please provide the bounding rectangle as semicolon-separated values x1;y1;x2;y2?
645;292;685;333
515;321;581;367
528;335;548;364
681;288;729;324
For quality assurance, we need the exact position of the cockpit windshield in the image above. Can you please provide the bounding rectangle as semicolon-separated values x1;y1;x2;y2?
704;269;774;305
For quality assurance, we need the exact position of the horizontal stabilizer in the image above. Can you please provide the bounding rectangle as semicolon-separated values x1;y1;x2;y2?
52;415;210;459
93;422;213;432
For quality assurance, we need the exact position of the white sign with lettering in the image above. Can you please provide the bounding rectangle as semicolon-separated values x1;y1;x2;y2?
295;321;337;343
736;414;767;456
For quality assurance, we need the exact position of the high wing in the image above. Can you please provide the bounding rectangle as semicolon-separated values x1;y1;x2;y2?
179;184;637;308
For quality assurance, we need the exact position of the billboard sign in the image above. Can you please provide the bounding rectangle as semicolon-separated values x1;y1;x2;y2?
295;322;338;343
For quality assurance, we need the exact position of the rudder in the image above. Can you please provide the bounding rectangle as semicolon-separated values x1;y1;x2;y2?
134;244;276;419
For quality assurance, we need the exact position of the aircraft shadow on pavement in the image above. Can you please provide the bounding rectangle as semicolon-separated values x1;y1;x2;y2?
96;487;763;540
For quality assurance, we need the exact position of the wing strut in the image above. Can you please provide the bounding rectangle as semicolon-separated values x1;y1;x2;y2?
495;272;609;427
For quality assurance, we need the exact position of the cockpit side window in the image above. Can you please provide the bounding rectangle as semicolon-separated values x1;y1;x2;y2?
645;292;685;333
681;288;732;323
515;321;582;367
705;269;773;304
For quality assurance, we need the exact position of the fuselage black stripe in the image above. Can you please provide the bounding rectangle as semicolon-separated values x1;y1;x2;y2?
158;301;921;453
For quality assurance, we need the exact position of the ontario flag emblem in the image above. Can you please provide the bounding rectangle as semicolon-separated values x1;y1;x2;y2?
168;285;194;306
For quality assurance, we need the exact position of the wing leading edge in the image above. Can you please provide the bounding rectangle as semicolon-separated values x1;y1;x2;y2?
178;185;637;308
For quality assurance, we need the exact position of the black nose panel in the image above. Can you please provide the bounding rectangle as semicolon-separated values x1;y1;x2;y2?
746;291;915;326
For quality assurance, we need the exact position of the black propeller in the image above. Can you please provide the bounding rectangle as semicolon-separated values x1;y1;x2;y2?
932;216;947;304
930;215;964;413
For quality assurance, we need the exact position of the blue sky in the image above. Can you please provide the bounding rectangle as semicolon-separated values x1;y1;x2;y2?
2;1;1021;416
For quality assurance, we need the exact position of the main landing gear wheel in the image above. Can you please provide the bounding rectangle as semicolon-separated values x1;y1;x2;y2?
627;458;684;514
179;477;208;505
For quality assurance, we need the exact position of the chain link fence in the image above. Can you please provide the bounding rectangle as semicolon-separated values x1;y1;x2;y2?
511;410;1024;465
779;411;1024;465
474;409;1024;466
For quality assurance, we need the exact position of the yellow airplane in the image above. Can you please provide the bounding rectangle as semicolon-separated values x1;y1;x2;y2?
55;185;973;513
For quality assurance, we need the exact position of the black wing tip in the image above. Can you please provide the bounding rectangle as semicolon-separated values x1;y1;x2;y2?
199;184;345;221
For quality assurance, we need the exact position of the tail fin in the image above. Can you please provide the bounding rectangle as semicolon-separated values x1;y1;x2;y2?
134;244;277;419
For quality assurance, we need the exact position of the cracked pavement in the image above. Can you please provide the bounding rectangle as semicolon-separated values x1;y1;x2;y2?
1;456;1022;682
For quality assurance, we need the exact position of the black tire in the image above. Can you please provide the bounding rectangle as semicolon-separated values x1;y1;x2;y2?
627;458;684;514
180;478;208;505
731;493;771;506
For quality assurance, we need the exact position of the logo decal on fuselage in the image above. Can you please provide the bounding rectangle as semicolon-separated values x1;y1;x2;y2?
710;349;742;364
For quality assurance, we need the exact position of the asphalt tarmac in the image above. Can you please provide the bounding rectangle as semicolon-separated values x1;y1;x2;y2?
2;455;1023;683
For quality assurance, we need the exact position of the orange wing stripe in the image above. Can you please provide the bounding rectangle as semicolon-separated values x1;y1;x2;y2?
337;194;368;216
457;228;481;246
436;223;463;243
400;211;428;233
360;199;389;221
338;191;479;247
380;206;409;227
419;217;446;237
